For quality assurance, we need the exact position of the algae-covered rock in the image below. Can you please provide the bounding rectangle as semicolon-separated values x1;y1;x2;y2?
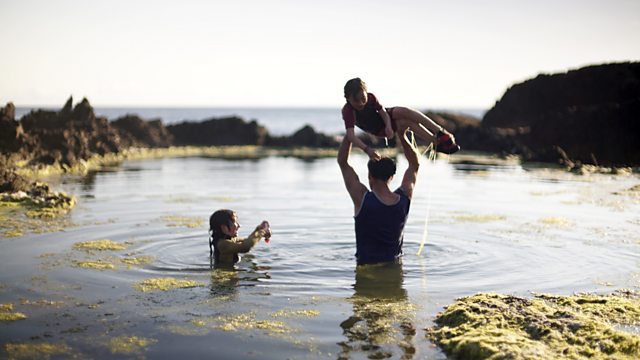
0;180;76;238
428;291;640;359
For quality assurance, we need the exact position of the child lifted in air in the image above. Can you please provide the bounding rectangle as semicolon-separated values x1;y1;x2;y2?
342;77;460;160
208;209;271;265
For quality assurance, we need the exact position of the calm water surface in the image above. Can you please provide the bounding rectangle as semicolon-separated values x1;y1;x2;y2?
1;154;639;359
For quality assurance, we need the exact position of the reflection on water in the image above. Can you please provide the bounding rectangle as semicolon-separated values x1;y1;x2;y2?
339;263;416;359
1;155;639;359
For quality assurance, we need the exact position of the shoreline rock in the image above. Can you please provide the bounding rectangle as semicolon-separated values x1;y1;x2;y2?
481;62;640;167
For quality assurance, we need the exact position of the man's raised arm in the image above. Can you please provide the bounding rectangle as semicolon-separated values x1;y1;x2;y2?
337;135;367;211
399;130;420;199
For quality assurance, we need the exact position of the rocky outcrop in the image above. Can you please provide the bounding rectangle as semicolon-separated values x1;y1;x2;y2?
111;115;174;148
266;125;340;147
18;97;122;165
482;62;640;166
0;102;25;153
167;117;269;146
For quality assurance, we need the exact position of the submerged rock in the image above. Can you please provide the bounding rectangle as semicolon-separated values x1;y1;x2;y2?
427;291;640;359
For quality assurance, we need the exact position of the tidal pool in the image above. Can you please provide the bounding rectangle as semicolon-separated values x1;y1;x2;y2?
1;154;639;358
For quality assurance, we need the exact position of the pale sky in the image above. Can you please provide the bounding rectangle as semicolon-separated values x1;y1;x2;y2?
1;0;639;108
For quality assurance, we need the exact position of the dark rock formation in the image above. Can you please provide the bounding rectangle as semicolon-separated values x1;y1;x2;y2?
0;102;25;153
111;115;174;148
266;125;340;147
19;97;121;165
167;117;268;146
482;62;640;166
0;166;31;193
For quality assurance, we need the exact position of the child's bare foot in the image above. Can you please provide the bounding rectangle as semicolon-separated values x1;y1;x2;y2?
435;129;460;154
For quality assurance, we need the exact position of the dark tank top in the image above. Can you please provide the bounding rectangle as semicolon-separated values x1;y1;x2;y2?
354;188;410;265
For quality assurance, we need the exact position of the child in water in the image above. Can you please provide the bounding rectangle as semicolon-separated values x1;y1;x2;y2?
342;77;460;160
208;209;271;264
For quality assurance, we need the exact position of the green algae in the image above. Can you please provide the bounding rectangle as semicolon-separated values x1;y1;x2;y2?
0;303;27;322
615;184;640;198
162;323;209;336
0;312;27;321
214;312;292;335
454;214;507;223
0;196;75;238
121;255;154;267
14;146;342;180
73;260;116;270
428;292;640;360
161;215;204;228
19;299;64;307
133;277;201;292
271;309;321;318
4;343;72;359
108;335;157;355
72;239;127;251
539;216;574;227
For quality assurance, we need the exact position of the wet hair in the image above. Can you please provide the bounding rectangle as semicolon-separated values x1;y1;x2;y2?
344;78;367;100
368;157;396;181
209;209;236;259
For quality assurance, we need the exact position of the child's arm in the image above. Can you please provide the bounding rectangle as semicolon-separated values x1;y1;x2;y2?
216;222;270;255
346;128;381;160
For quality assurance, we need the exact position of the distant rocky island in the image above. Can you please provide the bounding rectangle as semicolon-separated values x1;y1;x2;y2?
1;61;639;176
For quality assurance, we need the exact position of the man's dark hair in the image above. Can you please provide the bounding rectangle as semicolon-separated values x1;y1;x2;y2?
367;157;396;181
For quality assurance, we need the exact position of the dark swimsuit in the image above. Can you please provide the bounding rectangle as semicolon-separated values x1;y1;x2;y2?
354;188;410;265
342;93;397;136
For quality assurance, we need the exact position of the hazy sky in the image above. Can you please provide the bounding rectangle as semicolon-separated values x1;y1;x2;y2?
1;0;639;108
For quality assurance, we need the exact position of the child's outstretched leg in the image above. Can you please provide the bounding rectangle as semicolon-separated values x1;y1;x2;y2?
392;107;460;154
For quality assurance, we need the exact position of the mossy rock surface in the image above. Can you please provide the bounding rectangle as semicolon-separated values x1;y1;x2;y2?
428;291;640;359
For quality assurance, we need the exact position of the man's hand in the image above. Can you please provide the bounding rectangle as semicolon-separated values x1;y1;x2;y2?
366;146;382;161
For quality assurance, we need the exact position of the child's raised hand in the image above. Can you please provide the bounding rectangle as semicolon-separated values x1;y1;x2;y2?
258;220;272;242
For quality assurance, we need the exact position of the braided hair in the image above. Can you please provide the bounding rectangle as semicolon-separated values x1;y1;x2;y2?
209;209;236;260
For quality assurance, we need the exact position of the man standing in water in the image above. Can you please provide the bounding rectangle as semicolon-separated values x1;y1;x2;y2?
337;130;419;265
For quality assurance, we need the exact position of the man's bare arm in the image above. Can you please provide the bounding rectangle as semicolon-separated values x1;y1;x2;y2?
399;130;420;199
337;135;367;211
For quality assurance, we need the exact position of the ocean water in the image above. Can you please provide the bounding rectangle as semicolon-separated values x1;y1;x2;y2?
1;154;639;359
14;106;487;135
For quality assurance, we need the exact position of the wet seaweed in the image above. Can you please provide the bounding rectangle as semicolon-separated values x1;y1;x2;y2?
428;291;640;359
108;335;157;355
0;303;27;322
4;343;73;359
72;239;128;252
133;277;202;292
